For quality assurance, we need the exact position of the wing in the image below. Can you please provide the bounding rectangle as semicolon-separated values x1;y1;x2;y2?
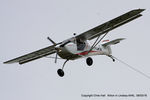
76;9;145;41
4;45;56;64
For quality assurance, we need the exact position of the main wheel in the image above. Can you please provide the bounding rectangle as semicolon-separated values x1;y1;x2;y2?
86;57;93;66
57;69;64;77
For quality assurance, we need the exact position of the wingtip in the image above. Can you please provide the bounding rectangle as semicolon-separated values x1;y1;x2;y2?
3;60;15;64
132;8;145;13
3;61;9;64
139;9;145;12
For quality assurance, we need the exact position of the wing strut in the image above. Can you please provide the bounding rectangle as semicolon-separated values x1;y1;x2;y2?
89;31;109;52
88;22;110;52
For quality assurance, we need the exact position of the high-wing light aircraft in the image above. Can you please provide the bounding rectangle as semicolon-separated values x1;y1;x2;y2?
4;9;145;77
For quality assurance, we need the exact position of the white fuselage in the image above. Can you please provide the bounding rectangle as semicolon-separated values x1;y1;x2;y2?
58;41;111;60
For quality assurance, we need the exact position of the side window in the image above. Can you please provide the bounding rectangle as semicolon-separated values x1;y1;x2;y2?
76;39;86;51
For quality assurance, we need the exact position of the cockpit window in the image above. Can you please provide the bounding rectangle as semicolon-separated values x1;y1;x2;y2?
76;39;86;51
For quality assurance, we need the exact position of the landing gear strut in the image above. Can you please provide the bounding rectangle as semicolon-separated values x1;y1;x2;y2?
57;59;69;77
86;57;93;66
108;55;115;62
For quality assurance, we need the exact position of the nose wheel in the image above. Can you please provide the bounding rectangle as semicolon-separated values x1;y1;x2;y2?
57;59;69;77
86;57;93;66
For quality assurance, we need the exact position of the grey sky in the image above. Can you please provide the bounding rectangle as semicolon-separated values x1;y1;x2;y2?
0;0;150;100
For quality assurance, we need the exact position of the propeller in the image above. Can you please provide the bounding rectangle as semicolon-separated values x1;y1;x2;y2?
47;37;62;46
55;53;58;63
54;48;59;63
47;36;72;63
47;36;71;47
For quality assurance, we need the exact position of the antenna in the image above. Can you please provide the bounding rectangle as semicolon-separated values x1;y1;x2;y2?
73;33;76;36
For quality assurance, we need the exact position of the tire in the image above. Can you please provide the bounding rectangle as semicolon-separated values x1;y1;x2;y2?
57;69;64;77
86;57;93;66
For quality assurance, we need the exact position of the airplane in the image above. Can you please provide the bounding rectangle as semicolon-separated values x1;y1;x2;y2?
4;9;145;77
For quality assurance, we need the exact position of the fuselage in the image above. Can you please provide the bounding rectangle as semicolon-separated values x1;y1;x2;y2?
58;41;111;60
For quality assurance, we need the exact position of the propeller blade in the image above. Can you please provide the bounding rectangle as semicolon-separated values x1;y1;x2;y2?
47;37;56;45
47;37;62;46
55;51;58;63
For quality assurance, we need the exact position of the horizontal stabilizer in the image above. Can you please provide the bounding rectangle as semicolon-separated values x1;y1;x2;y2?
102;38;125;47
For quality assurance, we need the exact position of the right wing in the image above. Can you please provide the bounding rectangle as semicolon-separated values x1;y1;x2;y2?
4;45;56;64
75;9;145;41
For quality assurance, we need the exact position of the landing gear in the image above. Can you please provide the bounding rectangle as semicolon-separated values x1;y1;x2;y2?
113;58;115;62
108;55;115;62
57;59;69;77
57;69;64;77
86;57;93;66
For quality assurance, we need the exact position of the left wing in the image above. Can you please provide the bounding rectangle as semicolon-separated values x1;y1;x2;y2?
4;45;56;64
75;9;145;41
